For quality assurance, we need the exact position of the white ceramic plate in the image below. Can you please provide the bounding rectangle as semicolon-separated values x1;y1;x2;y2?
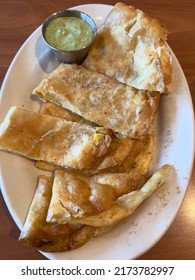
0;4;194;260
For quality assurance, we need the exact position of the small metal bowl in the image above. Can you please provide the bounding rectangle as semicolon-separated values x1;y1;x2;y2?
42;10;97;64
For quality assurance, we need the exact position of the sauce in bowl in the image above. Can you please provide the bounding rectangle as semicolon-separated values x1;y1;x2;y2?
45;16;93;51
42;10;97;63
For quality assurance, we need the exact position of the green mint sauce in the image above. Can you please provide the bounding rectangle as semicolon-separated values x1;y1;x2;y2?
45;17;93;50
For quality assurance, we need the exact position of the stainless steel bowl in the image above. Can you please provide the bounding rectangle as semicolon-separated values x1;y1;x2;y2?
42;10;97;64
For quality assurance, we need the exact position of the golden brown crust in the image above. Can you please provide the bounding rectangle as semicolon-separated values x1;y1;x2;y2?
105;3;168;41
68;165;173;227
32;64;160;139
0;106;117;171
18;175;71;252
0;106;147;174
83;2;172;93
18;165;172;251
18;175;100;252
35;103;154;175
46;169;146;224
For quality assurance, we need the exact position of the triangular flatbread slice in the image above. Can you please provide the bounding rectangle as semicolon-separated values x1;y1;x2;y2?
46;169;146;224
18;175;91;252
35;102;154;175
83;2;172;93
18;175;70;252
32;64;160;139
0;106;117;171
18;175;122;252
35;102;137;173
47;165;172;227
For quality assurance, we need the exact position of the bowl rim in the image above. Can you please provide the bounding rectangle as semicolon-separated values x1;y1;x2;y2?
41;9;97;53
